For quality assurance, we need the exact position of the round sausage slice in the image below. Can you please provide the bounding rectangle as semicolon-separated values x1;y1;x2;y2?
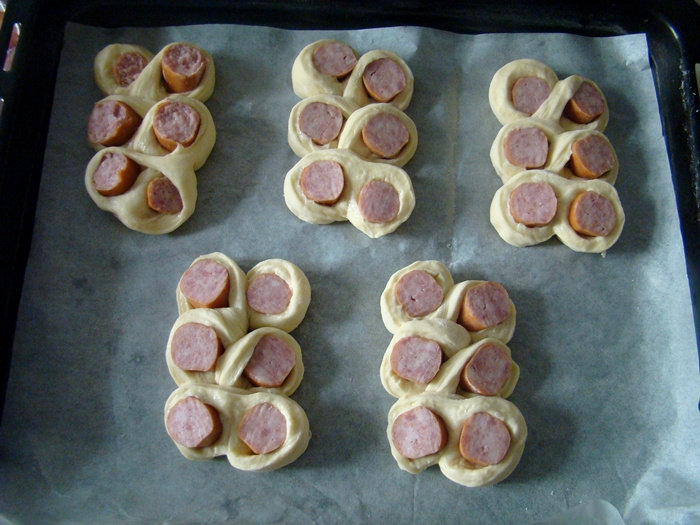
394;270;444;318
569;134;615;179
312;41;357;78
92;151;141;196
166;396;222;449
391;406;448;459
171;322;223;372
390;335;443;384
237;402;287;455
246;273;292;315
511;76;551;115
161;43;208;93
563;81;605;124
152;101;201;152
300;160;345;205
357;180;400;224
503;127;549;169
298;102;344;145
87;99;141;147
361;112;410;158
508;181;558;227
362;58;407;103
146;175;183;215
458;282;512;332
113;51;149;87
243;334;296;388
180;258;230;309
568;190;616;237
459;412;511;466
461;343;513;396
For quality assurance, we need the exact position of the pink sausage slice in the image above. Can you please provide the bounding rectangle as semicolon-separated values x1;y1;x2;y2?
161;43;208;93
312;41;357;78
459;412;511;466
243;334;296;388
394;269;444;318
569;134;615;179
361;112;410;158
300;160;345;205
237;402;287;454
152;100;201;152
564;81;605;124
503;127;549;169
461;343;513;396
171;322;223;372
180;258;231;309
511;76;552;115
166;396;222;449
92;151;141;196
390;335;443;384
298;102;344;145
146;175;183;215
391;406;448;459
508;181;558;227
362;58;407;103
357;180;400;224
113;51;148;87
458;281;512;332
568;190;616;237
87;99;141;147
246;273;293;315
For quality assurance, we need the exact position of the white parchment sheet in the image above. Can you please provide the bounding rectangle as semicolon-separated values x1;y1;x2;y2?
1;22;699;525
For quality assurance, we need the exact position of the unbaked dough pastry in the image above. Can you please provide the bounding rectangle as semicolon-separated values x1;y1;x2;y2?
291;39;359;99
343;49;414;110
337;103;418;167
490;169;625;253
489;58;608;132
283;148;415;238
164;383;311;472
94;42;215;103
288;94;360;157
387;392;527;487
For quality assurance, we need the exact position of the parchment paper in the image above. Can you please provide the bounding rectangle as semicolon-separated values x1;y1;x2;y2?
1;22;699;525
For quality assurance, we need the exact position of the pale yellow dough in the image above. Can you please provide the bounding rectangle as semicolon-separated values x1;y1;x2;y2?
343;49;414;110
337;103;418;167
490;169;625;253
287;94;360;157
94;42;215;103
245;259;312;333
488;58;608;132
283;149;415;238
387;392;527;487
164;383;311;472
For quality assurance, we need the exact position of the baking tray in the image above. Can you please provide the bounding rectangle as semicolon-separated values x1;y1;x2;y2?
0;0;698;523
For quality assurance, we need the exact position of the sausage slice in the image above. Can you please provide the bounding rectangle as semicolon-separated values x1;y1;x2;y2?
243;334;296;388
362;58;407;102
152;100;201;152
113;51;149;87
298;102;344;145
503;127;549;169
166;396;222;449
391;406;448;459
87;99;141;147
461;343;513;396
237;402;287;455
179;258;231;309
568;190;616;237
92;151;141;196
394;270;444;318
361;112;409;158
300;160;345;205
569;134;614;179
161;43;208;93
563;81;605;124
508;181;558;227
146;175;183;215
510;76;551;115
246;273;293;315
459;412;511;466
390;335;443;384
357;180;400;224
312;41;357;78
458;282;511;332
171;322;223;372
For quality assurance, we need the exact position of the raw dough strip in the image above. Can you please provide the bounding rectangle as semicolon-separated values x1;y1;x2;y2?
164;383;311;472
337;103;418;167
288;94;360;157
490;118;619;184
291;39;359;99
343;49;414;110
283;148;415;238
387;392;527;487
94;42;215;103
490;169;625;253
380;261;517;342
488;58;608;132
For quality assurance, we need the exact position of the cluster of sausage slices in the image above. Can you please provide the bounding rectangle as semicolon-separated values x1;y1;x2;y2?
284;39;418;238
84;42;216;234
163;253;312;471
487;59;625;253
379;261;527;487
